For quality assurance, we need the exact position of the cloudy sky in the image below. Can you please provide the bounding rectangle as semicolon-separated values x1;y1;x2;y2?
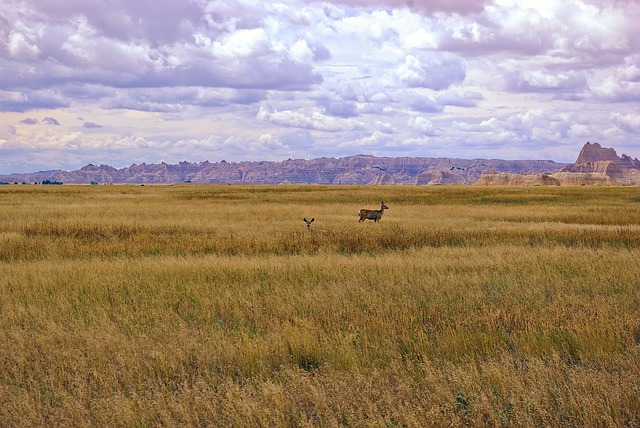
1;0;639;173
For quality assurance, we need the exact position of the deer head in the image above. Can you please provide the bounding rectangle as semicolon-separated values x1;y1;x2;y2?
303;217;315;231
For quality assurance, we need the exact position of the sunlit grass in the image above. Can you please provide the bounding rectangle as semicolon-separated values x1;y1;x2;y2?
0;184;639;426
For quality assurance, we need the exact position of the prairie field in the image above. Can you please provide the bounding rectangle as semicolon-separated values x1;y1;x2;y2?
1;184;639;427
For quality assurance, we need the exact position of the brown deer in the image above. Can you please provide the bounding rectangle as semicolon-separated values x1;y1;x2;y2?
303;217;315;231
358;201;389;223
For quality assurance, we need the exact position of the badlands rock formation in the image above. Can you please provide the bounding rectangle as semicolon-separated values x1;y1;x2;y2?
475;142;640;186
574;142;620;164
561;142;640;185
0;155;567;185
2;142;637;185
474;173;561;186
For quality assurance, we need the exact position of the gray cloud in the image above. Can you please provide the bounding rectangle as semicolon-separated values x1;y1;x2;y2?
395;54;466;90
408;116;440;136
43;117;60;125
436;91;483;108
305;0;490;15
18;0;204;46
0;88;70;112
101;87;266;112
0;0;323;98
402;92;443;113
319;100;360;118
503;69;589;96
257;103;363;132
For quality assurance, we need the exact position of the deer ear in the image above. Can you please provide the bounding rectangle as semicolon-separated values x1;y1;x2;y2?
311;218;314;223
304;218;308;222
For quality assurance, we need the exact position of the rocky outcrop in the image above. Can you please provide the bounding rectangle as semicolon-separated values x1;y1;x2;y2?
575;142;620;164
622;168;640;185
621;154;640;170
475;171;622;186
569;161;625;180
412;171;436;186
474;142;640;186
551;172;619;186
474;173;560;186
411;170;460;185
559;142;640;185
368;173;396;185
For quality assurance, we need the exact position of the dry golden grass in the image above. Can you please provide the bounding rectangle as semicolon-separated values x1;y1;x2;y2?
0;184;639;427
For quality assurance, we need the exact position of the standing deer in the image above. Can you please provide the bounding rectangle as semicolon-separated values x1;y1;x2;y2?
359;201;389;223
303;217;315;231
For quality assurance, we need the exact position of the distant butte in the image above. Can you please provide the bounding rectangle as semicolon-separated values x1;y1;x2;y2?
476;142;640;186
575;142;621;164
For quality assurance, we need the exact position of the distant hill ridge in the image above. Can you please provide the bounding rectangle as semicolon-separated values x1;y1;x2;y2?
0;155;567;185
1;142;638;185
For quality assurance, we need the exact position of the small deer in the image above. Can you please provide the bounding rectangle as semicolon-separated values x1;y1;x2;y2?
359;201;389;223
303;217;315;231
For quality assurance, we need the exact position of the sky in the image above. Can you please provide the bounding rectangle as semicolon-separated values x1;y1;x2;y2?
1;0;639;174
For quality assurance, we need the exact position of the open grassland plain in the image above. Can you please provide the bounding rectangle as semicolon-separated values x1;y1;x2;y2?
1;184;639;427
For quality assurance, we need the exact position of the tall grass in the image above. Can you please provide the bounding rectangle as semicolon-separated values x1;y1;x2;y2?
0;184;639;426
